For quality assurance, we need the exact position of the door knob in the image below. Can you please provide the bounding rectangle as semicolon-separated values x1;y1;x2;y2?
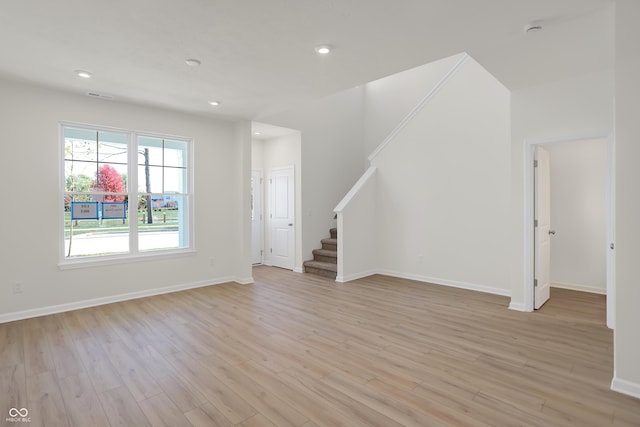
288;223;293;226
549;230;556;235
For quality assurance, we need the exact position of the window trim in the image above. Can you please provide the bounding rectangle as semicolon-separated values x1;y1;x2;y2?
58;122;195;269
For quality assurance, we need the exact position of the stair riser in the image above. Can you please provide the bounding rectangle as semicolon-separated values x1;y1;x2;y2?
314;254;337;264
304;266;337;279
322;243;337;251
304;227;338;279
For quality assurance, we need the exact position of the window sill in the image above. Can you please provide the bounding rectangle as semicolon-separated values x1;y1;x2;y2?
58;249;196;270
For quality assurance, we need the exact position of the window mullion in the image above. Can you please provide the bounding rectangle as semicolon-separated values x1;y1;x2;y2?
162;138;165;194
129;133;139;254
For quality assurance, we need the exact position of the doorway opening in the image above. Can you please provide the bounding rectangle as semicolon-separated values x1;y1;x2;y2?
251;122;302;271
525;134;615;328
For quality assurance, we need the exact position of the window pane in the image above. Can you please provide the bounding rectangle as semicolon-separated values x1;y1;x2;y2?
65;159;97;181
138;136;164;166
65;130;97;162
164;139;187;167
138;165;163;192
138;195;186;252
64;195;129;258
98;132;128;164
164;167;186;193
65;161;95;192
95;163;128;194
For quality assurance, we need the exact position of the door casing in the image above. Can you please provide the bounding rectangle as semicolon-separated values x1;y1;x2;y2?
251;169;264;265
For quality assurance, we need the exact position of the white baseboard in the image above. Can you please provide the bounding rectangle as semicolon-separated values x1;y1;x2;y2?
336;269;512;298
336;270;379;283
611;376;640;400
508;301;529;312
293;266;304;273
235;276;255;285
0;276;238;324
377;269;511;297
551;281;607;295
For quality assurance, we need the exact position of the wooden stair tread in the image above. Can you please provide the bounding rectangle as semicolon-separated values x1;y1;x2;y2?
303;260;337;272
312;248;337;258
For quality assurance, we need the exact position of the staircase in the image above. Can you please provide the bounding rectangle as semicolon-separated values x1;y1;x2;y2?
303;227;337;279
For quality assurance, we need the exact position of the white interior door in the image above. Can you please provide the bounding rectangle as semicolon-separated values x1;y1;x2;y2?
535;146;551;309
606;138;615;329
269;166;294;270
251;170;263;265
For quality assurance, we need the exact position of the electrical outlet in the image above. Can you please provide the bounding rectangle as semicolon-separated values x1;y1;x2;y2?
12;283;23;294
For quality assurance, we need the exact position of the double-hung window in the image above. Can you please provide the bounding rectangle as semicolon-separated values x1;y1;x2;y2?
61;123;192;266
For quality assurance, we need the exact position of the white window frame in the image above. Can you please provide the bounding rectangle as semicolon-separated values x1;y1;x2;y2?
58;122;195;269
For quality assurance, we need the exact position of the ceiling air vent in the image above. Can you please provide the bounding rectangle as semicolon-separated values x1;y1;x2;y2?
86;92;114;100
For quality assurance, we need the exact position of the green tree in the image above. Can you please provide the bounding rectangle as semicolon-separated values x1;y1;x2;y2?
65;174;93;192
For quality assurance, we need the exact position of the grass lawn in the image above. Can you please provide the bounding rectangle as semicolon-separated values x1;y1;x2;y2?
64;208;179;237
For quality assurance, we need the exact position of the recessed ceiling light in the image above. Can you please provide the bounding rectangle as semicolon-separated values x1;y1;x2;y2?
75;70;92;79
185;58;201;67
315;44;333;55
254;132;261;136
209;100;221;106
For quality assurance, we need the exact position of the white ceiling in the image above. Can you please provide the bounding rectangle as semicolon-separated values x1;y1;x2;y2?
0;0;613;121
252;121;298;140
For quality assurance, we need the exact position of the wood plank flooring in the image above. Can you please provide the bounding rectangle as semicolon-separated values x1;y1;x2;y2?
1;266;639;426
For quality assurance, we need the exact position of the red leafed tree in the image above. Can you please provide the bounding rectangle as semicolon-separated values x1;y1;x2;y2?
94;164;125;201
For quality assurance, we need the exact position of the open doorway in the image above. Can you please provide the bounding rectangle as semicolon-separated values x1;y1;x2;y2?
251;122;302;271
525;134;615;328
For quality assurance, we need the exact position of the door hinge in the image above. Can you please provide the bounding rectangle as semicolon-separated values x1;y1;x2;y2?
260;178;263;184
534;159;538;168
270;248;272;253
261;250;263;256
534;219;538;227
270;178;272;184
534;278;538;287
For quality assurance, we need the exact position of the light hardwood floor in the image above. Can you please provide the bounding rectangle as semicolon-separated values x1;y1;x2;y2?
1;266;639;426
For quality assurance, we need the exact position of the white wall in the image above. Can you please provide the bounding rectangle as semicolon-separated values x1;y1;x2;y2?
613;0;640;398
547;139;608;293
371;57;512;295
234;121;254;283
334;167;378;282
251;139;264;171
258;87;366;263
509;68;614;308
363;54;463;158
0;79;248;320
253;132;303;270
